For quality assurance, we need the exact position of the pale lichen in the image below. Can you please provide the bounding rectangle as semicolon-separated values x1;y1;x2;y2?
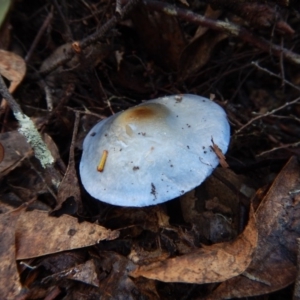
14;112;55;168
163;7;177;16
216;20;239;36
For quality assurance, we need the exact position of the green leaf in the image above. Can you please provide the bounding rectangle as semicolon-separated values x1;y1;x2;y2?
0;0;10;29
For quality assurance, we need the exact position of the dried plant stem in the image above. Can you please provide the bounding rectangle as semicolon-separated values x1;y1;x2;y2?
136;0;300;65
252;61;300;92
25;8;53;62
257;141;300;157
39;0;140;77
235;96;300;134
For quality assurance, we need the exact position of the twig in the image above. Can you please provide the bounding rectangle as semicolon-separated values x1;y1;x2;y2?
279;37;285;87
235;96;300;134
53;0;73;42
79;0;101;23
132;0;300;65
256;140;300;157
69;112;80;167
267;114;300;123
40;80;54;111
116;0;122;15
252;61;300;92
25;8;53;62
39;0;140;77
66;106;106;119
0;74;55;169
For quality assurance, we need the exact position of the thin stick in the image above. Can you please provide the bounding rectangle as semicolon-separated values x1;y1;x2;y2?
235;96;300;134
69;112;80;166
0;74;55;169
133;0;300;65
25;8;53;62
0;74;22;114
53;0;73;42
256;141;300;157
39;0;140;77
252;61;300;92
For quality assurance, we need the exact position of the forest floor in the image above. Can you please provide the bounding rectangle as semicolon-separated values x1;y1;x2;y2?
0;0;300;299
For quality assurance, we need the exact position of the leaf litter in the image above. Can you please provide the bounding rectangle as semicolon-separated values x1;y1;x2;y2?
0;207;23;300
206;156;300;299
130;205;257;283
0;0;300;299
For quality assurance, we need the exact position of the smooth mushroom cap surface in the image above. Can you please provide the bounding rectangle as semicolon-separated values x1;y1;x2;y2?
80;94;230;207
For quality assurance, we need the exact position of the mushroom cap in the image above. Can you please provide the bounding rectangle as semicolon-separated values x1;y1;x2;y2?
80;94;230;207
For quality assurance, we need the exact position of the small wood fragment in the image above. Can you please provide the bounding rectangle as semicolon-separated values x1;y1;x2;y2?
97;150;108;172
210;137;229;168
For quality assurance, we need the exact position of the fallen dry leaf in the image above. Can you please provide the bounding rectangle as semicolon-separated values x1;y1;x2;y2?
191;5;222;42
130;2;186;71
130;205;257;283
0;209;23;299
54;161;81;213
42;259;100;287
66;259;99;286
179;31;228;80
0;49;26;93
16;210;119;259
206;156;300;299
0;131;32;176
54;113;81;213
179;5;226;81
97;252;136;298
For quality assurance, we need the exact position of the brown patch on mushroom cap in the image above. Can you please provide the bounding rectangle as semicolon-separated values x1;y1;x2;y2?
115;103;170;127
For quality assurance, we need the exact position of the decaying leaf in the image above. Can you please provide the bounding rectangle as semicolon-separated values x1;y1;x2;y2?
54;161;81;213
0;49;26;94
191;6;222;42
0;131;32;176
180;31;228;79
97;252;137;298
16;210;119;259
66;259;99;286
54;113;81;213
178;6;226;80
206;156;300;299
130;2;186;71
130;205;257;283
0;209;23;299
42;259;100;287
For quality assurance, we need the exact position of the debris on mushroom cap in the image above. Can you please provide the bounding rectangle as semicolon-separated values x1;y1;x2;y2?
79;94;230;207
